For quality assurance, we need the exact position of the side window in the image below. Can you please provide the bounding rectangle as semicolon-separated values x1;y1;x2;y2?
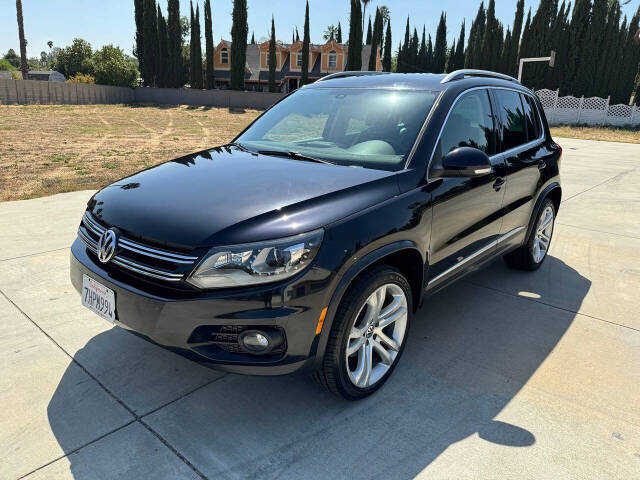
494;89;526;151
522;94;541;141
438;89;495;160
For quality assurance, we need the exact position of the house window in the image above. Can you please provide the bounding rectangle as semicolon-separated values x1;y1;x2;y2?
221;48;228;64
297;53;303;67
328;51;337;69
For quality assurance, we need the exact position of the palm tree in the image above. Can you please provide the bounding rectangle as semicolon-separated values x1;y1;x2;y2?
378;5;390;26
323;25;338;41
15;0;28;79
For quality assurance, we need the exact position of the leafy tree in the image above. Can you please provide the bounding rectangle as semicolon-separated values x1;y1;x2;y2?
16;0;29;79
67;72;95;84
382;20;392;72
157;5;169;87
92;45;138;87
180;16;190;41
432;12;447;73
337;22;343;43
204;0;214;89
0;59;17;71
346;0;363;70
142;0;158;86
465;2;485;68
268;16;277;92
3;49;20;68
301;1;310;84
230;0;248;90
53;38;93;78
167;0;183;87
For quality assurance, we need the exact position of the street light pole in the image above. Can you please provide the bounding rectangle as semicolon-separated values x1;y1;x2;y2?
518;51;556;82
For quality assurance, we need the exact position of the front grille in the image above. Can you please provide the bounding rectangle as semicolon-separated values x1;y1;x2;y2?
77;212;199;283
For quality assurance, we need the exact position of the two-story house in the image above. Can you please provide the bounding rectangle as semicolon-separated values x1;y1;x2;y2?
212;39;381;92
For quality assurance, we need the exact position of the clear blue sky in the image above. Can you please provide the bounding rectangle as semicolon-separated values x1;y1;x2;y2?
2;0;638;58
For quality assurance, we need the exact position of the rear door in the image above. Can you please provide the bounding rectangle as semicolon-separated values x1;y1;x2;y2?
492;89;546;243
426;88;507;289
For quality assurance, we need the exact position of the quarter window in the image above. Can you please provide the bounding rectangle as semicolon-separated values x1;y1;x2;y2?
328;51;337;68
437;89;495;161
494;89;526;151
522;94;541;141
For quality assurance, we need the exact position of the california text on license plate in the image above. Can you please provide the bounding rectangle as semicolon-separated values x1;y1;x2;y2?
82;274;116;323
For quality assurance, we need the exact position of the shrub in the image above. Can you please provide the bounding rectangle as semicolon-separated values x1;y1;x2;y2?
67;73;96;84
0;59;16;71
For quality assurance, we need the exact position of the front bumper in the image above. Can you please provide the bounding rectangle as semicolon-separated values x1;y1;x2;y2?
70;239;332;375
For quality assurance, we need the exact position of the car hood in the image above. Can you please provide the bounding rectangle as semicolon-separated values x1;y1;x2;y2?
88;146;400;249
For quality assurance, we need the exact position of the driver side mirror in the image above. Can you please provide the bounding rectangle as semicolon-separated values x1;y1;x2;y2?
432;147;492;178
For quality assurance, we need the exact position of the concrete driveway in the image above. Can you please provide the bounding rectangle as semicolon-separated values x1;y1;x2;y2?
1;137;638;479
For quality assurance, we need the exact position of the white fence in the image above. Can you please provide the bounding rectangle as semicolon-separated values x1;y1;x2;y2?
535;89;640;127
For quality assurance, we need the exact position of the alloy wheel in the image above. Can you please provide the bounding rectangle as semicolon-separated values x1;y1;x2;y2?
345;283;408;388
533;205;554;263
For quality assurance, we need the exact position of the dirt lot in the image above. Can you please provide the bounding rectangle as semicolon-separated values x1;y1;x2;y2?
1;104;639;201
0;105;260;201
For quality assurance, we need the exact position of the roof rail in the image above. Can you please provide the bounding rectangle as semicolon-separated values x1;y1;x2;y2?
317;71;389;82
440;69;519;84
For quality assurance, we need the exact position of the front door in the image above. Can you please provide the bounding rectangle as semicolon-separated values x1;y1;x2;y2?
427;88;506;289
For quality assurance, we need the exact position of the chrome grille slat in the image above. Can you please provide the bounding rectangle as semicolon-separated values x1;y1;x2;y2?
79;212;198;283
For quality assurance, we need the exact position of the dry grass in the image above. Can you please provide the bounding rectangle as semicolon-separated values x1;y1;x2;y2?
2;104;640;202
551;125;640;144
0;104;260;201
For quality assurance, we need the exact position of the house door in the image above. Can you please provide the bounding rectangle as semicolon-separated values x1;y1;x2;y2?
288;78;298;92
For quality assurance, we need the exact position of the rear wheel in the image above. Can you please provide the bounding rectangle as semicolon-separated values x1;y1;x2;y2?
504;198;555;271
313;266;411;400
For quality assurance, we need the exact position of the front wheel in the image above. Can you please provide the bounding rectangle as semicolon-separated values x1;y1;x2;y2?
313;266;411;400
504;198;556;271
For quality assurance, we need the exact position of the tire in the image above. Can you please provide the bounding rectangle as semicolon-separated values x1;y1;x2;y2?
312;265;412;400
504;198;556;271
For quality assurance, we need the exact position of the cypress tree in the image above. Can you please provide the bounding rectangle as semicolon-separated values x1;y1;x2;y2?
409;27;419;72
432;12;447;73
480;0;502;71
575;0;607;96
545;0;569;89
204;0;214;89
157;5;169;87
337;22;343;43
191;3;203;89
346;0;363;70
397;15;410;73
382;20;392;72
143;0;158;86
296;28;300;43
368;8;383;71
501;28;512;74
518;8;532;80
366;17;373;45
618;7;640;103
563;0;590;93
230;0;248;90
465;2;486;68
134;0;145;81
301;1;310;84
445;40;456;73
268;16;276;92
454;21;465;71
251;32;256;44
292;30;296;44
418;26;427;72
189;1;195;86
426;34;433;72
597;2;622;98
167;0;182;87
507;0;525;76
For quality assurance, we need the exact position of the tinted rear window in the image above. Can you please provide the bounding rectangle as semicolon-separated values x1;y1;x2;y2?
494;89;526;152
522;94;541;141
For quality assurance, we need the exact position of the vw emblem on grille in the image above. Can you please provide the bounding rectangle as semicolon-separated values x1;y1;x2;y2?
97;229;118;264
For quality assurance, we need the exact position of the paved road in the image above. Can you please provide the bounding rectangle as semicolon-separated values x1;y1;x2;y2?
1;138;639;479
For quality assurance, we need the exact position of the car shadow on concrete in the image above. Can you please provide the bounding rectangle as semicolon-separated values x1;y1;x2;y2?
47;256;590;479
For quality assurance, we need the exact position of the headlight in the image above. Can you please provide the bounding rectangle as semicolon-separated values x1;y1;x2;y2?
186;229;324;289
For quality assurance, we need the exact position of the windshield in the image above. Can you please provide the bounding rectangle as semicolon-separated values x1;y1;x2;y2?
236;87;438;171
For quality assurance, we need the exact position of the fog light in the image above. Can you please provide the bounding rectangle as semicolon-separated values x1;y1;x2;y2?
238;329;284;355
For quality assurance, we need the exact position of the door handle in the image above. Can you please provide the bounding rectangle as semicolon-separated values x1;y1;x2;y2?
493;177;505;191
538;160;547;171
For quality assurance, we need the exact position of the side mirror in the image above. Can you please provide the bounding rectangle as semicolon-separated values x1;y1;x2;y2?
434;147;492;178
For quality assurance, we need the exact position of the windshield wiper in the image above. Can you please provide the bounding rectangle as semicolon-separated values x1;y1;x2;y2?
257;150;335;165
227;141;252;153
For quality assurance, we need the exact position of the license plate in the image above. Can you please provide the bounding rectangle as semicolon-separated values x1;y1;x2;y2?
82;274;116;323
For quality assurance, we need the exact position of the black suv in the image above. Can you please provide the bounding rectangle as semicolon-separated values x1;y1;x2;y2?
71;70;561;400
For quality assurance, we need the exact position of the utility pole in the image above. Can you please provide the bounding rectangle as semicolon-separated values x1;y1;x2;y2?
518;50;556;82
